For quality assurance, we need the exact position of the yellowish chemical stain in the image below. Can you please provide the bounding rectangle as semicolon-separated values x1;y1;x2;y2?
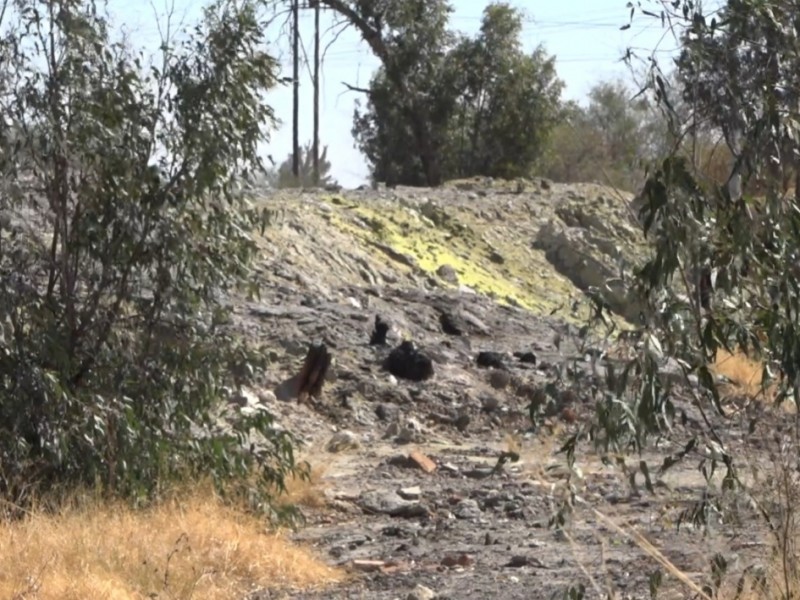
323;195;586;321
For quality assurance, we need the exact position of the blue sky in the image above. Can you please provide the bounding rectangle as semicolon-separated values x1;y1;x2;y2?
111;0;688;187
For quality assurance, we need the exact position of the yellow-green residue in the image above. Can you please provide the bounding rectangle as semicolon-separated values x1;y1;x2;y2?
321;196;590;322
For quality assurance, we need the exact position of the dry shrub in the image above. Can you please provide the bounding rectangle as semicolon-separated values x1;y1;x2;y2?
710;348;769;399
0;487;345;600
273;465;330;510
709;348;790;411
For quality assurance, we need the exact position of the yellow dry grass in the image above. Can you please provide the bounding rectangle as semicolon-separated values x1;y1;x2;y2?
711;348;764;394
272;465;330;510
0;485;345;600
710;347;779;403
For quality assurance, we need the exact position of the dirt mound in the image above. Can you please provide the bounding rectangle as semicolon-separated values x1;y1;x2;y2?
250;178;646;325
212;180;775;600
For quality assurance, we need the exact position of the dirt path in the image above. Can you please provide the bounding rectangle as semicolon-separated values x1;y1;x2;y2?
251;407;768;600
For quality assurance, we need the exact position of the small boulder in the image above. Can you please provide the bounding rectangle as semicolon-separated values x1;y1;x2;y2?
375;403;398;421
436;264;459;284
476;351;506;369
481;395;501;412
395;417;424;443
407;584;437;600
326;430;360;453
398;486;422;501
439;310;465;336
370;315;391;345
384;341;434;382
359;490;428;518
489;369;511;390
454;498;483;520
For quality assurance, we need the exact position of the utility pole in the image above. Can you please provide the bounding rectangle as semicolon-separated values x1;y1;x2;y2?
292;0;300;178
312;0;320;185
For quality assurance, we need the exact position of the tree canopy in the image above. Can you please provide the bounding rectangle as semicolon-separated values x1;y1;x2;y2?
324;1;563;186
553;2;800;595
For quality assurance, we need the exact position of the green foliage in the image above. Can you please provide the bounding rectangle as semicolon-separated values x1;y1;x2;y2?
550;1;800;595
674;0;800;194
321;0;455;186
597;0;800;456
349;2;563;185
443;4;563;180
539;80;656;190
267;141;338;189
0;0;304;516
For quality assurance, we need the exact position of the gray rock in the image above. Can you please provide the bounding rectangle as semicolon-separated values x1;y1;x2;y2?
375;403;399;421
359;490;428;518
464;468;495;480
326;430;360;453
398;486;422;500
454;498;483;519
279;338;308;356
489;369;511;390
383;422;400;439
395;426;419;444
395;417;424;444
481;395;501;412
257;389;277;404
407;584;437;600
436;264;459;284
533;193;645;322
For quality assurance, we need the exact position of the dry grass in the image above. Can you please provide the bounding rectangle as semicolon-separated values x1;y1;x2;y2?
710;348;783;406
272;465;330;510
711;348;766;397
0;485;346;600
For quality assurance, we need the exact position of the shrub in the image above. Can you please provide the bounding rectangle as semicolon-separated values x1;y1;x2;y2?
0;0;303;517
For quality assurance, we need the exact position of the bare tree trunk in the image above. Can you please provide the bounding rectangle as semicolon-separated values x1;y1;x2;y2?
319;0;442;186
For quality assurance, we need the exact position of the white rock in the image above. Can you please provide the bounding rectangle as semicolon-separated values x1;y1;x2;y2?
407;584;436;600
398;486;422;500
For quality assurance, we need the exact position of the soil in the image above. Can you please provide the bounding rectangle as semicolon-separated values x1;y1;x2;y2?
230;184;781;600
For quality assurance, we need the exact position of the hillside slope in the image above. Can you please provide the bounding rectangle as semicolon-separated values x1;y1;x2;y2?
252;177;645;324
231;178;774;600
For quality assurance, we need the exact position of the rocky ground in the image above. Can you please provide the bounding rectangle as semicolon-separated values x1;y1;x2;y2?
229;179;779;600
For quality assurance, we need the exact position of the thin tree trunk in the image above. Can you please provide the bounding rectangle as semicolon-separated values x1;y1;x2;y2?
320;0;442;186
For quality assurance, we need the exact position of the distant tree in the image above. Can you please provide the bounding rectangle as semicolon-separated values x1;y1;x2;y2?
268;142;338;188
539;79;650;190
324;1;563;186
320;0;456;186
585;80;648;169
443;3;564;180
538;100;606;184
